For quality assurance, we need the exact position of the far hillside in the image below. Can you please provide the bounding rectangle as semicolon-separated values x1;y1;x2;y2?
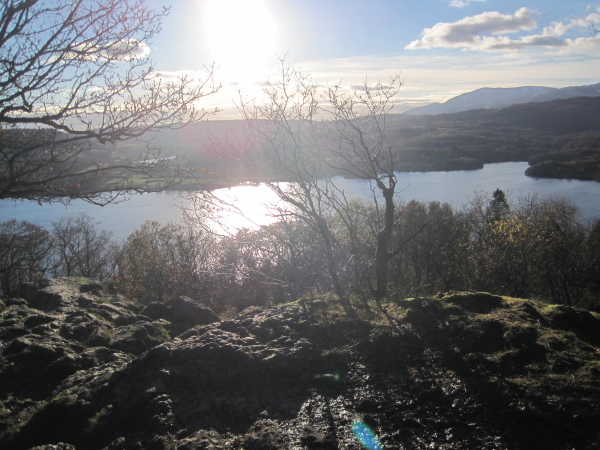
404;81;600;116
101;96;600;187
389;96;600;180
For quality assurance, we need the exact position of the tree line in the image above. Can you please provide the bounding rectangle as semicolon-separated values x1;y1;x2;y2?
2;190;599;312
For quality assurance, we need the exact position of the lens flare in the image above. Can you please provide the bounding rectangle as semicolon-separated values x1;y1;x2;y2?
352;420;384;450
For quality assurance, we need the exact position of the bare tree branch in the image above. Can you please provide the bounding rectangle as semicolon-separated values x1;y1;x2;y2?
0;0;220;204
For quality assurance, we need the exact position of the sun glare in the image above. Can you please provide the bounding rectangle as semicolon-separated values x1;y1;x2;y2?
204;0;277;83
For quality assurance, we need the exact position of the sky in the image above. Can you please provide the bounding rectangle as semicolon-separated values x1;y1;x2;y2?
145;0;600;116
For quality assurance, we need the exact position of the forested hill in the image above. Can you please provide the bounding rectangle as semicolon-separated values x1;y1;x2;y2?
99;96;600;186
400;96;600;135
493;95;600;134
156;95;600;141
381;96;600;179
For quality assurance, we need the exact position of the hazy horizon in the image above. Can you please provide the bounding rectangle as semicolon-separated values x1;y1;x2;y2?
142;0;600;118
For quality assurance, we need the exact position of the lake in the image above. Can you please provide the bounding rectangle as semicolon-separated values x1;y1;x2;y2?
2;162;600;240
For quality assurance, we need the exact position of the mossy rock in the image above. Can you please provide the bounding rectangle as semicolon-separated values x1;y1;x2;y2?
442;292;506;313
457;317;506;353
9;395;88;449
542;305;600;346
109;320;171;355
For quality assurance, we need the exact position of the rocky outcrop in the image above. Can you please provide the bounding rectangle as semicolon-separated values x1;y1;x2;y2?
1;281;600;449
142;296;220;336
0;278;217;405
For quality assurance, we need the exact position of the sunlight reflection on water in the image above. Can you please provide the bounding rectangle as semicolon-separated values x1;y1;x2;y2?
3;162;600;240
191;183;290;234
200;161;600;234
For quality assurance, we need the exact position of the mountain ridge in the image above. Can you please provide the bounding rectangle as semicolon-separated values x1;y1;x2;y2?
405;82;600;116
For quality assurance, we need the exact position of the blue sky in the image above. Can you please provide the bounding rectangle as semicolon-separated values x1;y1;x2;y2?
146;0;600;115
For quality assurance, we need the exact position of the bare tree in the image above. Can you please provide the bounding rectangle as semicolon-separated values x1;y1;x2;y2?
322;77;404;308
51;212;113;279
0;0;219;205
216;62;404;313
0;219;53;294
114;220;215;304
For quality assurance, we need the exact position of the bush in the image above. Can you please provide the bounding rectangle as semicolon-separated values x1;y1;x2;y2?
113;221;214;305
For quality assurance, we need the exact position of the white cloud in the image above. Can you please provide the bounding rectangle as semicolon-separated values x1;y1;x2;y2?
405;8;536;49
478;34;568;50
543;21;570;37
449;0;485;8
542;10;600;36
567;34;600;50
406;7;600;52
108;39;151;60
152;70;192;80
347;83;395;92
60;39;151;62
151;70;219;88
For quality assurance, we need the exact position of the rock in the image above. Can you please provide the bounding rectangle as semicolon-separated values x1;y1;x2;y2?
78;282;104;294
2;297;27;307
543;304;600;345
0;278;157;404
444;292;506;313
171;296;220;328
2;285;600;450
25;288;65;312
28;444;76;450
23;312;56;328
141;297;220;336
0;302;31;340
243;420;287;450
59;311;113;345
142;302;169;320
92;302;137;324
174;430;228;449
0;334;86;398
109;320;171;355
171;297;220;337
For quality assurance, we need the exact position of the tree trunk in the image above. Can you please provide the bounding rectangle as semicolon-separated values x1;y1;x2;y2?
372;185;395;306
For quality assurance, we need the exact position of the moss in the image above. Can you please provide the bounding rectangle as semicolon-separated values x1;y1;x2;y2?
2;394;83;448
152;325;171;343
0;397;40;443
315;310;342;326
86;406;112;433
88;311;113;324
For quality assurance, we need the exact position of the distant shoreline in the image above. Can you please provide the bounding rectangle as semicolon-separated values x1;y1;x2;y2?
173;161;599;194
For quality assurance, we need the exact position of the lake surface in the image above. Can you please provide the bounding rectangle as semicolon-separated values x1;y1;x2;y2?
2;162;600;240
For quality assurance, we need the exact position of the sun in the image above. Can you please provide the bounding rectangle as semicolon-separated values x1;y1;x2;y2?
204;0;277;83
